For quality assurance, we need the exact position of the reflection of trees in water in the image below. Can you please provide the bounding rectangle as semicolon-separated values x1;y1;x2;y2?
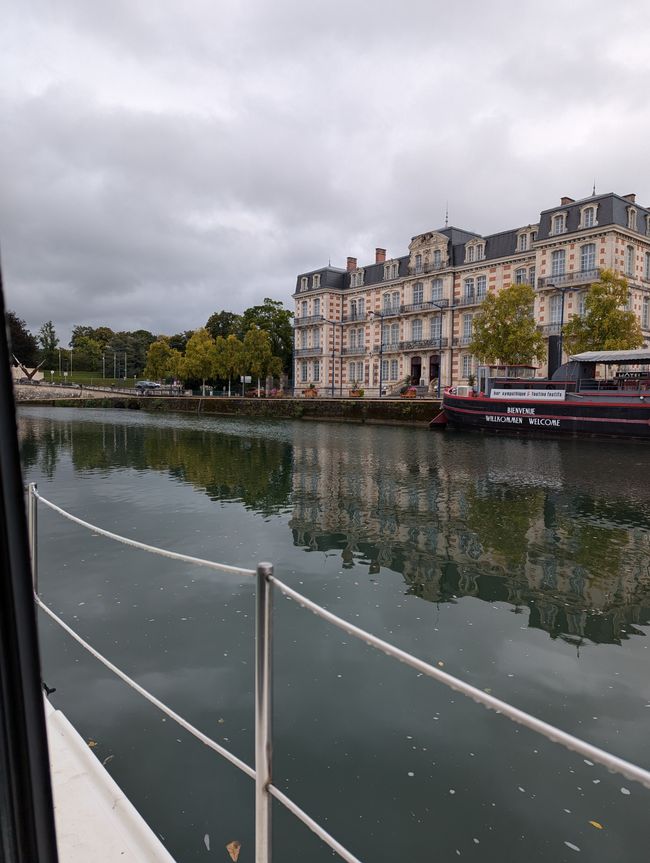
18;415;292;516
290;450;650;646
18;417;67;479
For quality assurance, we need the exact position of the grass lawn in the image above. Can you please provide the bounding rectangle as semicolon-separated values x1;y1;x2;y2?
46;371;137;388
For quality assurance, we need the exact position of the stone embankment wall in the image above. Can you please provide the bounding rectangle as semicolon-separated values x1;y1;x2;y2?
18;394;440;426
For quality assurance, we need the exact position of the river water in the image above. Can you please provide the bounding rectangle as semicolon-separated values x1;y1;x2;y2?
18;406;650;862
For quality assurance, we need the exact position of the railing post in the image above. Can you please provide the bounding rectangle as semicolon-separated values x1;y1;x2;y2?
255;562;273;863
27;482;38;594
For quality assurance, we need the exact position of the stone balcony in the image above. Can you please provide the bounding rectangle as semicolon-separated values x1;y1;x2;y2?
455;293;486;308
400;337;449;352
401;299;450;314
294;346;324;357
294;315;324;327
537;268;601;290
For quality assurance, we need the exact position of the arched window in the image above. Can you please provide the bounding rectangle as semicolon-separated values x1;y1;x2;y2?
431;278;443;300
412;282;423;305
551;249;566;276
412;319;422;341
433;249;442;268
552;214;567;235
581;243;596;272
582;207;595;228
390;323;399;344
515;267;527;284
466;245;475;263
464;277;474;300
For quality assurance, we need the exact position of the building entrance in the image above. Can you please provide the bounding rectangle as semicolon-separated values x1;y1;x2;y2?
410;357;422;385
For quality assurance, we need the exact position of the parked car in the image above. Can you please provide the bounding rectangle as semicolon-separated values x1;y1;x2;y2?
135;380;161;392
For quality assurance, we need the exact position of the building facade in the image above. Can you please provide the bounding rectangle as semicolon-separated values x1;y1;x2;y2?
293;192;650;394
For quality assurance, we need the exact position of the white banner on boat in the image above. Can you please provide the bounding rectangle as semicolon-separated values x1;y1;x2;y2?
490;388;566;401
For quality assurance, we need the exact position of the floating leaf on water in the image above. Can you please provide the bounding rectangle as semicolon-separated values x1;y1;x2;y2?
226;840;241;861
102;754;114;766
589;821;603;830
437;661;444;667
87;740;97;748
204;834;210;851
564;841;581;852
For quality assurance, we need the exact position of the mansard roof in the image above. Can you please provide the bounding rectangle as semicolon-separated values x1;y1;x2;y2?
537;192;650;240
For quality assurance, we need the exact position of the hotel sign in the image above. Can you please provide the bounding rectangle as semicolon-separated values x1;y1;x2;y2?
490;388;566;401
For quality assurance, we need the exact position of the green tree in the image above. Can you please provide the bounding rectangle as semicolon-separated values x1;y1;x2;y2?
38;321;59;368
241;298;293;372
72;335;102;371
206;310;243;340
243;326;282;394
144;338;175;380
469;283;545;365
562;269;644;355
168;331;192;353
182;328;217;394
216;334;245;396
7;311;39;366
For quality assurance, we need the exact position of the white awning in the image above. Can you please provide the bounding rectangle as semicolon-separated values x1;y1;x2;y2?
569;349;650;364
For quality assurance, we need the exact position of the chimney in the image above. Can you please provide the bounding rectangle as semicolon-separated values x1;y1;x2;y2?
375;248;386;264
623;193;636;203
560;196;575;206
347;256;357;272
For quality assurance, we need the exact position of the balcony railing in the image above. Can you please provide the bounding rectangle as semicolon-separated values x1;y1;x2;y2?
378;306;401;318
452;335;474;347
294;347;323;357
370;337;449;354
294;315;324;327
341;345;366;355
401;299;450;313
407;261;449;275
537;268;601;290
371;342;401;354
541;323;562;336
455;293;486;308
400;337;449;352
341;312;367;323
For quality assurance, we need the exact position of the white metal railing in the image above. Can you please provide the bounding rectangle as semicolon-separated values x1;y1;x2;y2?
26;484;650;863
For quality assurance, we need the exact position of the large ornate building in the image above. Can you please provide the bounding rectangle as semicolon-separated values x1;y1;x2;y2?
293;191;650;394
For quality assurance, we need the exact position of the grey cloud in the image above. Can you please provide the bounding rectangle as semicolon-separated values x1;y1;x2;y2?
2;0;650;341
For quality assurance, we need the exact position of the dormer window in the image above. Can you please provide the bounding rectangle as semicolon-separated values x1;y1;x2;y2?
581;206;596;229
466;246;475;263
476;242;485;260
518;234;528;252
313;273;321;289
415;254;423;274
628;207;637;231
552;213;567;235
433;249;442;268
350;270;364;288
300;276;308;291
384;261;398;280
646;215;650;237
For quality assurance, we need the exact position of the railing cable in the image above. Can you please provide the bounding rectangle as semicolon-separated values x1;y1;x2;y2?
33;489;255;577
35;595;256;780
271;575;650;792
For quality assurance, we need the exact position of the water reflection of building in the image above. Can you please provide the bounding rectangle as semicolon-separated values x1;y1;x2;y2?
289;431;650;645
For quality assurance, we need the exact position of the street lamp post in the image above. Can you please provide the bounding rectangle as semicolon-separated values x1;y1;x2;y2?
323;319;342;397
367;311;384;397
431;300;446;398
547;282;570;364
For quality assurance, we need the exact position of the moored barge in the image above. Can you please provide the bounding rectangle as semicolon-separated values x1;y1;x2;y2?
437;349;650;440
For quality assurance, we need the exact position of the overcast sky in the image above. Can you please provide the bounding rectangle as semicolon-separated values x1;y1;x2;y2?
2;0;650;344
